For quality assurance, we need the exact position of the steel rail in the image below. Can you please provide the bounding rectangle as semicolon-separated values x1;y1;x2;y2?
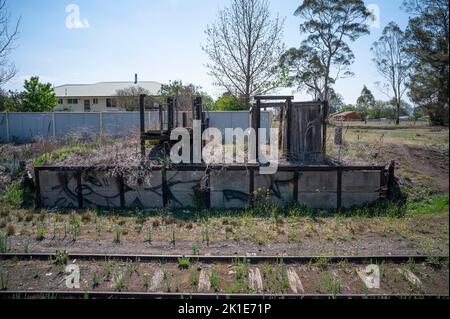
0;253;448;264
0;291;448;300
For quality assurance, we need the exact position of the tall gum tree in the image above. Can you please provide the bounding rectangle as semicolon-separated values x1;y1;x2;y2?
284;0;372;152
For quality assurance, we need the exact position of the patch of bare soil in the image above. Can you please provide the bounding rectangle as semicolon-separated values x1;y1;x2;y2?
8;234;448;257
338;142;449;193
384;144;449;193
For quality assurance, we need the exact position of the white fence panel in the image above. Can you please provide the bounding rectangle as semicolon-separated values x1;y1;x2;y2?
0;111;272;143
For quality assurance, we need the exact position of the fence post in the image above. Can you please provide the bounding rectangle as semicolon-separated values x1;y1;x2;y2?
52;112;56;138
5;112;10;143
387;160;396;198
99;112;104;135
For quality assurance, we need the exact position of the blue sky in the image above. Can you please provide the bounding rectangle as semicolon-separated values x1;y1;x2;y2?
4;0;411;104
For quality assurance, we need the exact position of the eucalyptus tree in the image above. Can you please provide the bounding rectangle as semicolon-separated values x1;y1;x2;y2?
371;22;411;125
282;0;372;152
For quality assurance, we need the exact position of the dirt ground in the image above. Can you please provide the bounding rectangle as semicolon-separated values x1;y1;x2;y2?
327;124;449;193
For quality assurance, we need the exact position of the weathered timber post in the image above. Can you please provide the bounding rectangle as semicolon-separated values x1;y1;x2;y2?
159;103;163;131
167;97;174;132
387;160;396;198
251;100;261;162
139;94;146;157
334;126;343;145
322;100;329;155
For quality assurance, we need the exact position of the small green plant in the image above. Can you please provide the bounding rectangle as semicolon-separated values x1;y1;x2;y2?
69;221;81;241
192;241;200;255
114;225;121;243
255;236;266;246
202;225;209;246
304;223;314;237
145;227;152;243
4;182;25;207
234;258;250;283
420;240;442;269
114;271;126;292
0;267;8;290
312;257;330;269
143;274;150;290
209;269;220;292
288;232;298;242
102;261;113;281
54;250;69;271
189;267;199;287
91;271;101;288
178;256;190;269
170;227;176;246
135;212;145;233
0;232;10;253
316;272;341;297
36;223;46;241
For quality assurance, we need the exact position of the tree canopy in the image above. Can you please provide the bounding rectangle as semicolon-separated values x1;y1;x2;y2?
159;80;214;111
371;22;411;125
282;0;372;103
403;0;449;125
356;85;376;120
18;76;57;112
214;92;243;111
115;86;151;111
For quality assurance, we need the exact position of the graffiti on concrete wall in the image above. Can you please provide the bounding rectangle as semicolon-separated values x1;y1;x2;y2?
38;167;384;210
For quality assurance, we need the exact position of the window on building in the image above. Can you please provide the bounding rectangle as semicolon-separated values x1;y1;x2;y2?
84;100;91;112
93;98;99;105
68;99;78;104
106;98;117;108
58;99;63;104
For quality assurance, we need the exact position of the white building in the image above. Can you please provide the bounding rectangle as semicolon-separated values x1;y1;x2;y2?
54;81;161;112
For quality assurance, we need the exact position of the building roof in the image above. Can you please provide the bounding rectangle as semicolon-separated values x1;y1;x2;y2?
54;81;162;97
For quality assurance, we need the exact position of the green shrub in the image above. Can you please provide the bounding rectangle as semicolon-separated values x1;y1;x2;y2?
4;182;25;207
177;256;190;269
32;146;91;167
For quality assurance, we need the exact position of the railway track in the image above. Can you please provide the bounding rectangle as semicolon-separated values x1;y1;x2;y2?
0;253;448;299
1;252;448;263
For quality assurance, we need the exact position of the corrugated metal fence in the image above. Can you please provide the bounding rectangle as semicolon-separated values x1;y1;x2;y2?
0;111;272;143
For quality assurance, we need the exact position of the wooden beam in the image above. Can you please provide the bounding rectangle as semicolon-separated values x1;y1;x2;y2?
254;95;294;100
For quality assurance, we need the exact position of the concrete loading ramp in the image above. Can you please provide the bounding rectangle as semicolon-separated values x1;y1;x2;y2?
35;163;394;210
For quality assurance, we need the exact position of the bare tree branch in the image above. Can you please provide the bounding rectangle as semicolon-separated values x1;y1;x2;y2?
203;0;285;108
0;0;20;87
